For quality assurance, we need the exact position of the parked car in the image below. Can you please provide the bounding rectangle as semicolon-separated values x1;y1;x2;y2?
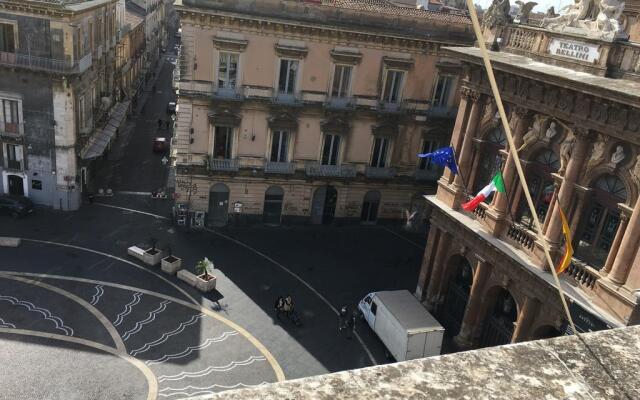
0;194;34;218
166;102;176;114
153;137;168;153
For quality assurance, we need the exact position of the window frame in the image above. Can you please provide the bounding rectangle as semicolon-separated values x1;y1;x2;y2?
0;19;18;53
269;130;291;163
330;63;353;98
277;58;300;95
431;74;455;108
370;136;391;168
4;143;23;170
211;125;235;160
217;50;240;89
320;133;342;166
381;68;405;104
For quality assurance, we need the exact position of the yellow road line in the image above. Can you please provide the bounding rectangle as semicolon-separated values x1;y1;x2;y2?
0;271;286;382
0;328;158;400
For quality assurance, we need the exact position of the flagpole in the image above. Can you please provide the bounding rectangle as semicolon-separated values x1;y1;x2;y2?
451;146;471;200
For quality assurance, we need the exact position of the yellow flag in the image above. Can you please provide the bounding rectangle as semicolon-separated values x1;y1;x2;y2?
556;206;573;274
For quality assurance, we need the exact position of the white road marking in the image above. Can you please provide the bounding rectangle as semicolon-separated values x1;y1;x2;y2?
115;191;153;196
90;285;104;306
130;314;204;356
157;356;267;382
158;382;269;398
113;292;143;327
123;300;171;341
0;317;15;329
0;294;73;336
146;331;239;366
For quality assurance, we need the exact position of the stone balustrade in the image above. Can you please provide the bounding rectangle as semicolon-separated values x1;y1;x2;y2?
506;222;536;251
565;259;600;290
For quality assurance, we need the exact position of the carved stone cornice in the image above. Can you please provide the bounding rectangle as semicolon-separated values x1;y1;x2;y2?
382;56;414;71
372;115;400;137
274;43;308;59
208;109;241;127
320;113;351;135
268;110;299;131
329;49;362;65
212;36;248;52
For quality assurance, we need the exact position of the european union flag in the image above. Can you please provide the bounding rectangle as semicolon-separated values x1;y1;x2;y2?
417;146;458;174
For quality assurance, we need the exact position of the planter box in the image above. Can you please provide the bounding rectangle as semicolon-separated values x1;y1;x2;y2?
127;246;146;261
195;274;216;292
143;248;163;266
161;256;182;274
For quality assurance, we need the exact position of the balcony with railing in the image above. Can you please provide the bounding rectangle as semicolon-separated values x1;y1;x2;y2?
415;168;441;181
377;101;403;114
208;158;239;172
212;84;244;101
305;162;356;178
564;258;600;290
506;222;536;251
324;96;355;110
0;51;92;75
0;122;23;138
272;91;303;107
428;105;458;119
265;161;296;174
365;166;396;179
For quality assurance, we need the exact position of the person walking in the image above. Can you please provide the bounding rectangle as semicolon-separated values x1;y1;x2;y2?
338;305;348;332
274;296;285;321
346;310;358;340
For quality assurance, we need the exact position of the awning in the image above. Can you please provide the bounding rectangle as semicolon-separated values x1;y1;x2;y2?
80;100;130;160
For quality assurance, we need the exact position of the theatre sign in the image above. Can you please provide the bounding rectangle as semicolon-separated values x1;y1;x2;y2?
548;38;600;63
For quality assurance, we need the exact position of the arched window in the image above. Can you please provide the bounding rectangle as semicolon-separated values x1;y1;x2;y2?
575;174;627;269
516;149;560;230
473;126;506;194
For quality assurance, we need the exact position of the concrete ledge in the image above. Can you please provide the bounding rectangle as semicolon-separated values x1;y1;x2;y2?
188;326;640;400
127;246;145;260
0;237;21;247
177;269;198;287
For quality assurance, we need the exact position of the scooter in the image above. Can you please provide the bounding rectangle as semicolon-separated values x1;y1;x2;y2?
151;189;168;199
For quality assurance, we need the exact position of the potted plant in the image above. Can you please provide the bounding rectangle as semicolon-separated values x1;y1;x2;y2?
194;257;216;292
143;237;163;266
161;245;182;274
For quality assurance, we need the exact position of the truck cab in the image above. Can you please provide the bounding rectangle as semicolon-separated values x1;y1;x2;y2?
358;292;377;328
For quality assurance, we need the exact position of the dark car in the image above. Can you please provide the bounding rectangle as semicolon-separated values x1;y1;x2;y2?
166;102;176;114
153;137;168;153
0;194;34;218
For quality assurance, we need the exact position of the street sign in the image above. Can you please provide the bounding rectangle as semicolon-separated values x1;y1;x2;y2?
161;156;169;165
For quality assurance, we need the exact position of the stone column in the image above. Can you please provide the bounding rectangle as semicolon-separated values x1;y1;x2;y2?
511;296;541;343
425;231;453;310
567;187;592;240
545;129;591;246
601;206;631;276
415;228;440;300
542;178;561;234
608;196;640;285
453;91;483;189
492;107;529;215
466;139;483;191
453;257;493;349
441;89;472;184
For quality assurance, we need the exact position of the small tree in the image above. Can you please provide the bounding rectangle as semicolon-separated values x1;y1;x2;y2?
149;237;158;252
195;257;212;280
165;245;173;258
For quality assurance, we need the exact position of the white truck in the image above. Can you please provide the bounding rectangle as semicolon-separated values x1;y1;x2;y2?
358;290;444;362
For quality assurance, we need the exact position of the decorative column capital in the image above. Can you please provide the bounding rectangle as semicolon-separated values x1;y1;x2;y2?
572;126;592;141
461;87;481;102
514;106;529;118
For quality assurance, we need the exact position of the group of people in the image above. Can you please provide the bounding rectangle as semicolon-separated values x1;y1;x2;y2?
338;305;358;339
274;296;360;336
275;295;301;326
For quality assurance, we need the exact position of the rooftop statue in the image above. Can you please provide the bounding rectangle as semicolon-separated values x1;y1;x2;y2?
482;0;512;28
515;1;538;24
541;0;627;41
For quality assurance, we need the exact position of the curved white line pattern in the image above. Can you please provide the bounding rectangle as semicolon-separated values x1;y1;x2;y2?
113;292;143;327
157;356;267;382
89;285;104;306
0;295;73;336
146;331;238;366
130;313;204;356
158;382;269;398
122;300;171;341
0;317;15;329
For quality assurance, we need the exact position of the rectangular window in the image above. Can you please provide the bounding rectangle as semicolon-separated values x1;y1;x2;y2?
0;23;15;53
2;99;19;133
218;52;239;88
278;59;298;95
5;143;22;170
32;180;42;190
371;137;389;168
331;65;352;98
213;126;233;159
419;140;441;170
432;75;453;107
321;134;341;166
382;69;404;103
270;130;289;163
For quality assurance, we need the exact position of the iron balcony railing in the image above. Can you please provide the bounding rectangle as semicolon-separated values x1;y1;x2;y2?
428;105;458;119
265;161;295;174
377;101;403;114
212;84;244;101
0;51;92;74
415;168;441;181
365;166;396;179
272;91;303;106
208;158;239;172
305;162;356;178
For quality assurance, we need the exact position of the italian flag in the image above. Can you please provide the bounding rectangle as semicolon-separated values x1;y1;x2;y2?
462;172;505;211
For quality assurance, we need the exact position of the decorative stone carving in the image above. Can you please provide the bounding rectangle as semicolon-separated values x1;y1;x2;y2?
517;115;544;152
517;79;529;98
545;121;559;139
630;155;640;183
584;135;607;174
544;87;559;108
529;83;544;102
559;134;576;174
482;0;512;28
541;0;627;41
546;6;557;17
574;95;591;117
590;100;608;123
627;110;640;131
558;91;574;113
610;106;628;130
611;145;626;164
515;1;538;24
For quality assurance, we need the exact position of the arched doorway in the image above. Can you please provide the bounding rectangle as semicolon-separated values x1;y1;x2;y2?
516;149;559;230
360;190;381;224
439;257;473;337
263;186;284;225
310;185;337;225
7;174;25;196
531;325;562;340
207;183;229;227
473;126;506;194
479;288;518;348
575;174;627;269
